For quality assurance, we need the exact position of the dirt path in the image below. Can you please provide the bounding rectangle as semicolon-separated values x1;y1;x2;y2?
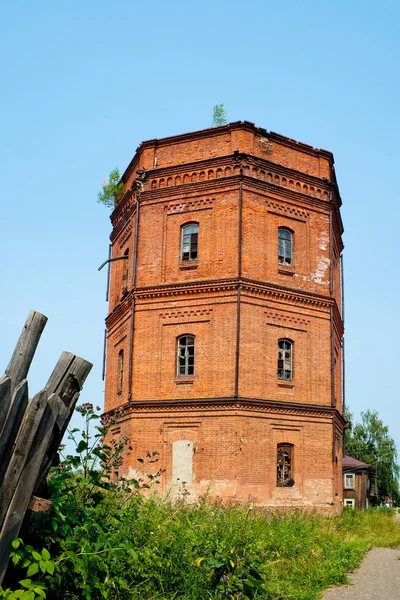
322;513;400;599
321;547;400;599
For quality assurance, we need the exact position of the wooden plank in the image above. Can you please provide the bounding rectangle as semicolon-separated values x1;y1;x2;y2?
5;312;47;396
0;394;58;585
45;351;93;409
34;353;92;493
0;376;11;435
0;390;48;528
0;380;29;483
27;496;52;514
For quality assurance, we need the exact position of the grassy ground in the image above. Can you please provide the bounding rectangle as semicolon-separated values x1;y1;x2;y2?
113;499;400;600
10;494;400;599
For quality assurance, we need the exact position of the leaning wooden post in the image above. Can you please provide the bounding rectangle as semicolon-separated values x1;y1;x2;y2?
34;352;93;493
5;311;47;396
0;312;92;585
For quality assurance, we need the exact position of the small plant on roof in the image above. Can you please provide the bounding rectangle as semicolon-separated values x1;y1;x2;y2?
212;104;227;127
97;168;125;209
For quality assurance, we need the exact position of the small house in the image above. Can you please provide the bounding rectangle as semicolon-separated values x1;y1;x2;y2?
342;455;378;509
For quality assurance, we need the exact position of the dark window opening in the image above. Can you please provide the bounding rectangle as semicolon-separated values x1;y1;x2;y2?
277;443;294;487
278;228;293;266
118;349;124;391
177;335;195;377
278;339;293;380
181;223;199;262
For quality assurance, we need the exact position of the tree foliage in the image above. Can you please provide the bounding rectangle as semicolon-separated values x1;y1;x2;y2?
97;168;125;209
345;409;399;504
212;104;227;127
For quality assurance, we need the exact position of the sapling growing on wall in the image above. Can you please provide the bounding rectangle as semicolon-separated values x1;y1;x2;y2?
212;104;227;126
98;168;125;208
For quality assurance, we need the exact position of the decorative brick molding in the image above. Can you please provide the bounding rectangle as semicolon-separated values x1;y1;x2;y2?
160;308;213;322
166;198;214;215
266;200;309;221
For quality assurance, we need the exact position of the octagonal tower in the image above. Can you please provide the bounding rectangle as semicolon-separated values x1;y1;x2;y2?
103;121;345;512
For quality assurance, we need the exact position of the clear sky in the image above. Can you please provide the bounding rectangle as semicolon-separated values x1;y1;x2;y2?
1;1;399;454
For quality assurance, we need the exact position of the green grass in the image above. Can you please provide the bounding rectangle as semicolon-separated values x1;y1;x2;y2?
16;492;400;600
100;500;400;599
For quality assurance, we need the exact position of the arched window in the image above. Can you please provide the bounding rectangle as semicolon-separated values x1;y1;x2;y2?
277;443;294;487
176;335;195;377
278;339;293;380
278;227;293;266
181;223;199;262
118;349;124;391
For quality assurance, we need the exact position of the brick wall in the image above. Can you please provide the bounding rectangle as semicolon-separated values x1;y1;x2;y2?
104;122;344;512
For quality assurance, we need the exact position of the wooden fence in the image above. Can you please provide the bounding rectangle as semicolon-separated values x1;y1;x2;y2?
0;311;92;584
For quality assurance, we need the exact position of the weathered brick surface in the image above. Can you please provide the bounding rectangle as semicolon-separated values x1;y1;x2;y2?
104;122;345;512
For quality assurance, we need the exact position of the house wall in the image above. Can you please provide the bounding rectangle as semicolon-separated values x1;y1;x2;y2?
343;472;370;510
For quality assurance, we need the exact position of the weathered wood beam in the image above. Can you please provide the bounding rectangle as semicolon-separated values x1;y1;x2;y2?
5;312;47;396
0;376;11;437
27;496;52;514
34;352;92;493
0;394;59;584
0;380;29;483
0;390;48;528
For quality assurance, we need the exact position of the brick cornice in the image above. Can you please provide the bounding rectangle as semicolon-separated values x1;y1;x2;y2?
104;396;345;424
141;153;333;191
121;121;334;184
105;277;341;329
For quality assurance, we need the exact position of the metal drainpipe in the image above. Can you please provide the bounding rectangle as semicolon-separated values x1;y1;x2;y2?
329;196;335;408
127;183;141;401
234;169;243;399
340;253;345;413
341;252;346;454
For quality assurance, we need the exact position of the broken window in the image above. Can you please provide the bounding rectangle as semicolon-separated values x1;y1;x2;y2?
118;349;124;391
278;227;293;266
277;443;294;487
344;473;355;489
177;335;195;377
181;223;199;261
278;339;293;380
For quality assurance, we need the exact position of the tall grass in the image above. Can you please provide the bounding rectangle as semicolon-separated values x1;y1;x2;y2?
17;490;400;599
110;499;400;599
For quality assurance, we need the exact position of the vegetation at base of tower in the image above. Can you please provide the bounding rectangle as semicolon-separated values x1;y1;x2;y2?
2;407;400;600
97;168;125;208
345;409;400;504
212;104;228;126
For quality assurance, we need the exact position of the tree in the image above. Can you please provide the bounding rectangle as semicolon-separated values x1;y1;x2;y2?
98;168;125;209
212;104;227;127
345;409;399;504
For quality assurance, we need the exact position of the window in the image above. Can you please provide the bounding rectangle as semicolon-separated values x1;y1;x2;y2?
277;443;294;487
344;499;355;508
177;335;195;377
181;223;199;262
278;339;293;380
118;349;124;391
278;227;293;266
344;473;355;489
122;248;129;285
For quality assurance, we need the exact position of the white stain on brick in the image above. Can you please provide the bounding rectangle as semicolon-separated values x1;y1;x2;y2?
311;256;330;284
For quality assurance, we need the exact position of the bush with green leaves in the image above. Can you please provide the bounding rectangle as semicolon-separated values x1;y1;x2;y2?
97;168;125;208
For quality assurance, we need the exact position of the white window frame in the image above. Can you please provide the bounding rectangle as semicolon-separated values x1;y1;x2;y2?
344;498;355;508
344;473;355;489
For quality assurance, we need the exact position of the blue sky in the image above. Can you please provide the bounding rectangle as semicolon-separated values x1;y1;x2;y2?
1;0;399;454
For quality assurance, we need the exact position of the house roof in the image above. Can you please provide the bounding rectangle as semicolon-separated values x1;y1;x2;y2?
343;455;372;470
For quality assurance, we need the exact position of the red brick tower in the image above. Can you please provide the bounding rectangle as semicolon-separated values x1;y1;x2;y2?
104;121;344;512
